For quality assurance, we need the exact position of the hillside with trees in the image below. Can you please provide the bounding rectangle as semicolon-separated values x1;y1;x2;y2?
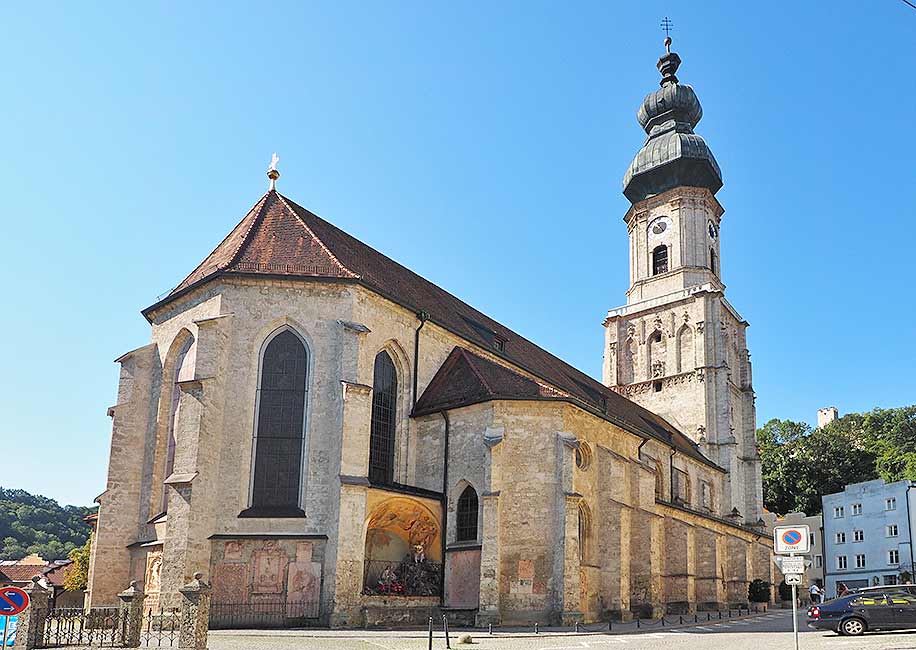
757;405;916;516
0;488;95;560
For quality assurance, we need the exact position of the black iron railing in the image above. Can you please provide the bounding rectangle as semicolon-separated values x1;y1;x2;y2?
208;601;319;629
362;559;442;597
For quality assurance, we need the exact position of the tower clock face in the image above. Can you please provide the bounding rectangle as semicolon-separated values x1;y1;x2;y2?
648;216;672;239
707;221;718;240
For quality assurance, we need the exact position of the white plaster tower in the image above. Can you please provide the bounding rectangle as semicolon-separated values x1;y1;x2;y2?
602;38;763;523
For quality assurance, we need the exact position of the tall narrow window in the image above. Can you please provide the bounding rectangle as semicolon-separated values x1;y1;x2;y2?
456;485;479;542
652;245;669;276
251;329;308;511
709;247;717;275
369;351;398;484
162;336;196;512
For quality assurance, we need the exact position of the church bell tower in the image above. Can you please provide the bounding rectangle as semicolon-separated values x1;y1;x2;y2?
602;38;763;523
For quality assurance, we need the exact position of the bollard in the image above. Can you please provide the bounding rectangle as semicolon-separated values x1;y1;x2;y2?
442;615;451;649
428;617;433;650
679;615;683;625
661;617;665;626
706;612;710;621
608;620;612;632
636;617;640;629
534;622;539;634
718;611;722;620
488;623;492;635
694;614;698;623
574;622;579;633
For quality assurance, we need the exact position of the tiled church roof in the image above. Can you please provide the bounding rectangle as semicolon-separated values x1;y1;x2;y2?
145;190;720;470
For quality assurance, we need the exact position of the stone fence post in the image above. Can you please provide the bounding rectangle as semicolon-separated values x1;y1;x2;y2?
178;573;211;650
13;576;50;650
117;581;146;647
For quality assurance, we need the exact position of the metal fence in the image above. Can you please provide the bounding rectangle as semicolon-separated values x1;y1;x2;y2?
38;607;123;648
362;559;442;597
208;601;319;629
138;609;182;647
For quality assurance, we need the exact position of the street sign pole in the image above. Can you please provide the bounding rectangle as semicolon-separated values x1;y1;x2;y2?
791;552;799;650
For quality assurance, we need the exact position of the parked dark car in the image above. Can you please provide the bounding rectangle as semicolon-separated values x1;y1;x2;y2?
807;591;916;636
854;584;916;597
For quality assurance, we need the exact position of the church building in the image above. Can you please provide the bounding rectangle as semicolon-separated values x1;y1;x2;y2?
86;40;776;627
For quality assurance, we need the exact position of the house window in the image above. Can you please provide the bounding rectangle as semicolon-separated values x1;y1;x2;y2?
835;532;846;544
700;481;713;512
652;245;669;275
653;380;663;392
809;532;816;547
885;574;899;586
889;550;900;565
575;442;593;470
886;497;897;511
672;468;690;506
854;530;864;542
834;506;844;518
455;485;479;542
887;524;899;537
855;554;866;569
815;555;823;568
252;329;308;509
837;555;847;570
369;351;398;485
851;503;862;516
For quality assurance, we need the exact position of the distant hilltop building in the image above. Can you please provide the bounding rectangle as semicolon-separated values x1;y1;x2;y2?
86;38;774;626
817;407;839;429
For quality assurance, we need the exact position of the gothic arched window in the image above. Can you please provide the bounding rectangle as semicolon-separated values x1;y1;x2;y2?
162;336;196;512
710;247;717;275
456;485;479;542
652;245;669;276
251;329;308;510
369;351;398;485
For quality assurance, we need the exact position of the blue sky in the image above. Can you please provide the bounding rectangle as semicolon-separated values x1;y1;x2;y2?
1;2;913;506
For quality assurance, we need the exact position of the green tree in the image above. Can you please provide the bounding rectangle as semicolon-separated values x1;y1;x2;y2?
0;487;95;560
63;534;92;592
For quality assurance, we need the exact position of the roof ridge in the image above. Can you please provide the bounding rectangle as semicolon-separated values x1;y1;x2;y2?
275;192;359;279
457;348;497;395
222;191;273;271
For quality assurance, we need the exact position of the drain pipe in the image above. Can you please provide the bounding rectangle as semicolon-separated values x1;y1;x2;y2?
906;484;915;581
439;410;451;607
412;311;430;407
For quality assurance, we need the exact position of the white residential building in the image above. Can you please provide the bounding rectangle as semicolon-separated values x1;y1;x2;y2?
822;479;916;596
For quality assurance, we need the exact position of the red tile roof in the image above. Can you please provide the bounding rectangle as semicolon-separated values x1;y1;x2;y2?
0;561;71;585
144;190;720;470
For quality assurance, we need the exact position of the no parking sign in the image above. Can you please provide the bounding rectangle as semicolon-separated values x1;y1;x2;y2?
773;525;810;554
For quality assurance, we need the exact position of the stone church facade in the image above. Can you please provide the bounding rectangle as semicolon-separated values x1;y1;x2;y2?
86;42;777;626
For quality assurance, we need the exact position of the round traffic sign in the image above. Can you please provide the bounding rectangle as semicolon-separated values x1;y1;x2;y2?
0;587;29;615
781;530;802;546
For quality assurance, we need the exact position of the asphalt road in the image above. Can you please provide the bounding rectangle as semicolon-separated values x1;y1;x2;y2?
208;610;916;650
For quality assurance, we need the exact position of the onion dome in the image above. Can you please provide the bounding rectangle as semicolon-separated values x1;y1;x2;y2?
623;39;722;203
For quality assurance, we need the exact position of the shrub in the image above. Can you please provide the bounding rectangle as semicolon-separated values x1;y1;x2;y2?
748;578;770;603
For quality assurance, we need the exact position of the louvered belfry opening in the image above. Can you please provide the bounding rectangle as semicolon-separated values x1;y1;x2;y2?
252;330;307;509
369;351;398;485
652;245;669;275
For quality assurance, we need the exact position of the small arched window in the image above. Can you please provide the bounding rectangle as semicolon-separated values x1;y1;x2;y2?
369;351;398;485
252;329;308;510
710;247;717;275
654;460;664;500
652;245;669;276
456;485;479;542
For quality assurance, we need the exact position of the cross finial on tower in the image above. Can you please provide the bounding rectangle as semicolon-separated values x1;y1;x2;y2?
267;152;280;191
660;16;673;53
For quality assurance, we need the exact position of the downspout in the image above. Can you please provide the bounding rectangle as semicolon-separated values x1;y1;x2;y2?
637;437;648;462
820;493;829;591
412;311;429;407
407;310;429;482
439;410;450;607
906;484;915;581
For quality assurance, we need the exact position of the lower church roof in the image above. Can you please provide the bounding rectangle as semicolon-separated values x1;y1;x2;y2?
144;189;720;471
